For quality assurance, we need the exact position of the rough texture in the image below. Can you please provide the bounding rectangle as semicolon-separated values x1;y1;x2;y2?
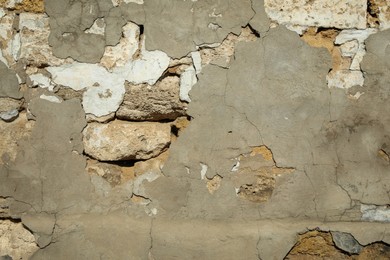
0;220;38;259
117;76;187;121
1;0;390;259
83;121;171;161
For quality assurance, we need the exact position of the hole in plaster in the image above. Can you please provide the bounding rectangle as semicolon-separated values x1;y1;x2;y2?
139;24;144;35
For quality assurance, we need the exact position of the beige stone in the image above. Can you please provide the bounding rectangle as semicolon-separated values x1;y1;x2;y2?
264;0;367;29
134;150;169;177
0;219;38;260
0;112;34;164
232;146;294;203
116;76;187;121
0;97;22;113
83;121;171;161
19;13;65;66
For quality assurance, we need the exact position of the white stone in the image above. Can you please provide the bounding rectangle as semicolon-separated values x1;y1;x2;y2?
82;79;125;117
327;70;364;89
340;40;359;57
29;73;54;91
11;33;20;61
335;29;378;44
264;0;367;29
100;22;140;70
85;18;106;36
285;24;308;35
361;204;390;222
39;94;62;103
115;49;170;85
19;13;47;30
191;51;202;74
179;65;197;102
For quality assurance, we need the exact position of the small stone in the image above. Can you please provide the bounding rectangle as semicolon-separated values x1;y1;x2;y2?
86;160;123;187
0;109;18;122
116;76;187;121
331;231;363;254
83;121;171;161
340;40;359;57
0;98;22;113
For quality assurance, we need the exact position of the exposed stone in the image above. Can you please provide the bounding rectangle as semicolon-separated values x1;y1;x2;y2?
206;175;222;194
0;11;17;66
83;121;171;161
264;0;367;29
368;0;390;30
86;160;123;187
100;22;140;70
286;231;350;259
232;146;294;203
327;70;365;89
117;76;187;121
0;220;38;260
361;204;390;222
0;108;18;122
19;13;65;66
0;97;22;113
134;150;169;177
0;112;33;164
331;231;363;254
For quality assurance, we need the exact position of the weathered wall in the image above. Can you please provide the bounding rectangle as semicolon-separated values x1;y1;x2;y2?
0;0;390;259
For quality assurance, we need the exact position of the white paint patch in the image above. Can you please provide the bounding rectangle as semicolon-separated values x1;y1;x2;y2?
200;163;208;180
361;204;390;222
29;73;55;91
82;79;125;117
47;63;113;91
191;51;202;74
115;49;170;85
179;65;197;102
85;18;106;36
40;94;62;103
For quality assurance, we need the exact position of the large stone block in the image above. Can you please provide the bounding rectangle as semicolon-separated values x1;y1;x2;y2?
83;121;171;161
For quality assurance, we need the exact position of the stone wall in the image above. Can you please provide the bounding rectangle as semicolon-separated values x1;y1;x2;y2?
0;0;389;259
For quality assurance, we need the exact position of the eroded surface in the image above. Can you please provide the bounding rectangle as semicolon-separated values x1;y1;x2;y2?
0;0;389;259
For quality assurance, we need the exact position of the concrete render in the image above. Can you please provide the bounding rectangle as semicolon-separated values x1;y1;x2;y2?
0;0;389;259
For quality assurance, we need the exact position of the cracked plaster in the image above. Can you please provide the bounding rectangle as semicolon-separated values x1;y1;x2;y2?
0;0;390;259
